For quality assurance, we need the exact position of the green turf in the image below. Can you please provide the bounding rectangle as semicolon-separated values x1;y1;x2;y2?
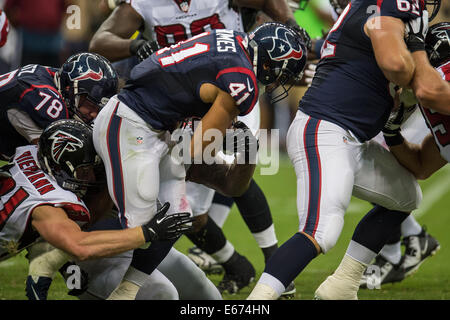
0;156;449;300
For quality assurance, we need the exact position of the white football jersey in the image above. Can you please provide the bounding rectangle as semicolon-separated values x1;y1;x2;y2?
127;0;244;47
419;61;450;163
0;145;89;261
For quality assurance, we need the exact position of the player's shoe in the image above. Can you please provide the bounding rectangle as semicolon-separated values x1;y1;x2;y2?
401;228;440;277
25;275;52;300
278;281;296;299
217;252;255;295
187;246;224;275
314;274;358;300
359;255;405;289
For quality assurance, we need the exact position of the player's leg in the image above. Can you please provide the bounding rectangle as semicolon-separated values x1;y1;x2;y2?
248;111;357;300
157;247;222;300
315;140;422;299
183;184;255;295
93;97;175;300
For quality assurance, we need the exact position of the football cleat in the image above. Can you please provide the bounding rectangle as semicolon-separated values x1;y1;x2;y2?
217;252;255;295
278;281;296;299
25;275;52;300
187;246;224;275
360;255;405;289
401;228;440;277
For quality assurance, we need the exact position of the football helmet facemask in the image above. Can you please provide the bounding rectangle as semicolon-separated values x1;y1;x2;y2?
247;22;308;103
37;119;104;197
426;22;450;67
56;53;118;124
329;0;350;15
424;0;441;22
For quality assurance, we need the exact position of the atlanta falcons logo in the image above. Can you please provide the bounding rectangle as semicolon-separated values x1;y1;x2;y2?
173;0;191;12
431;25;450;43
49;130;84;164
269;27;303;61
68;54;104;82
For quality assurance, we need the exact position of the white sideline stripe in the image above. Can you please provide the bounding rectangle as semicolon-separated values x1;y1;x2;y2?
414;166;450;219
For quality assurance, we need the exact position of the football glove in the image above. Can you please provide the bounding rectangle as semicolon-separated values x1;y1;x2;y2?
129;39;160;62
404;10;429;52
285;18;312;52
142;202;193;242
382;103;416;146
223;121;259;158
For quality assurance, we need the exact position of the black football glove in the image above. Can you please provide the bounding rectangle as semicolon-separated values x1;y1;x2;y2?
285;18;312;52
223;121;259;162
404;10;429;52
142;202;193;242
129;39;160;62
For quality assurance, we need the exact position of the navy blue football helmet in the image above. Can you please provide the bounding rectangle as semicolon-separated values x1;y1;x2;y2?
247;22;307;103
426;22;450;67
56;53;118;123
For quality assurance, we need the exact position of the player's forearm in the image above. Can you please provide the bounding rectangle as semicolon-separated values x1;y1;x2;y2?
235;0;294;23
64;228;146;261
89;32;134;62
411;51;450;114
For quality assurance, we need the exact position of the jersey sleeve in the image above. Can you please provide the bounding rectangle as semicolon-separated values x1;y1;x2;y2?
378;0;423;21
19;87;69;128
215;67;259;116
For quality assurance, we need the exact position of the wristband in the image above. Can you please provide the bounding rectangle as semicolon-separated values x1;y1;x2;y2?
384;132;405;147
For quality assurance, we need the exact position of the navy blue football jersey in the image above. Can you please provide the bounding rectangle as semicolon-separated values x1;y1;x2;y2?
0;64;69;158
300;0;423;141
118;29;259;131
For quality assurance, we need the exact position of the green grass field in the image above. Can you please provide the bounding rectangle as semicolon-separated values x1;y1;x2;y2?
1;155;449;300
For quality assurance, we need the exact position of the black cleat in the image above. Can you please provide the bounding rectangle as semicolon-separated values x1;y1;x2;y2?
401;228;440;277
217;252;255;295
279;281;296;299
360;255;405;289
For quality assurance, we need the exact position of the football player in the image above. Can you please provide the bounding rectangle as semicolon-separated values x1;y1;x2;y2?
0;9;9;48
357;21;449;289
89;0;310;296
0;119;192;277
247;0;445;300
325;0;441;288
90;23;307;300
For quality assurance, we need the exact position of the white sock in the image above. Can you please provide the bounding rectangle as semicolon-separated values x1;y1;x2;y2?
252;224;278;249
211;241;235;264
379;242;402;265
208;203;231;228
107;267;148;300
28;248;71;278
401;215;422;237
247;272;284;300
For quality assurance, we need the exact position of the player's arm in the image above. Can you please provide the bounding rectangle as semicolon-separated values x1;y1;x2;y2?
192;83;240;160
32;205;146;261
31;204;192;261
365;16;415;87
389;133;447;180
235;0;295;23
410;51;450;114
89;3;144;62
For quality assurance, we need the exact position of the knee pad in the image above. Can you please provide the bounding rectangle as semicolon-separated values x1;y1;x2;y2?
314;214;344;254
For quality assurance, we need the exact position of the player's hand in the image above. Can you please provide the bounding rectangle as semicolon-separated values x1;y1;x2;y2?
304;63;316;87
285;18;312;52
58;262;89;296
223;121;259;161
142;202;193;242
404;10;429;52
382;103;416;146
130;39;160;62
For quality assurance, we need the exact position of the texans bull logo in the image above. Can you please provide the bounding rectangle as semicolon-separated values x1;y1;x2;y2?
68;54;104;82
268;27;304;62
49;130;84;164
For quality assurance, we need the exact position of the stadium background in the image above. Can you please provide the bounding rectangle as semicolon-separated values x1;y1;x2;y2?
0;0;449;300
